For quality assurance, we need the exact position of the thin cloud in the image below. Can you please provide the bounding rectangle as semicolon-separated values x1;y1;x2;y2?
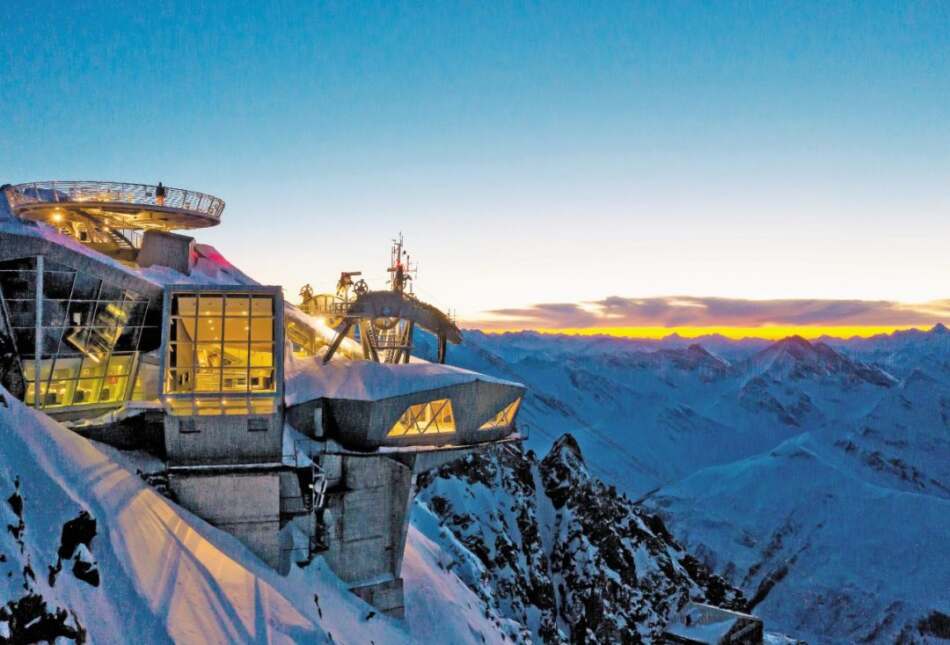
467;296;950;330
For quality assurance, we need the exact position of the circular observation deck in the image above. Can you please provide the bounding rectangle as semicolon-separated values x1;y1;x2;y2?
4;181;224;230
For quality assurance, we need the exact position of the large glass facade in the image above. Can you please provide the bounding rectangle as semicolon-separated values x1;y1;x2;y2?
0;257;160;408
387;399;456;437
163;290;279;416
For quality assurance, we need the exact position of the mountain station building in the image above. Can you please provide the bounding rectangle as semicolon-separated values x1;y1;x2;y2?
0;180;524;616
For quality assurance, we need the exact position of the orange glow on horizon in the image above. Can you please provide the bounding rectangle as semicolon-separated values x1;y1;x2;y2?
479;325;931;341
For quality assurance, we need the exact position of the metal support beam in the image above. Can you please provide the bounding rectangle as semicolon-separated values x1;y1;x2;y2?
323;321;353;364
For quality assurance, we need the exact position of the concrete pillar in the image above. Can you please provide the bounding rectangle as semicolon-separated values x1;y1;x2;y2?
319;454;414;618
168;468;282;568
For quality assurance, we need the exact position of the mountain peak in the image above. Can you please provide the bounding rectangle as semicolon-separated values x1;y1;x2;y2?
747;335;893;386
758;335;824;361
549;432;585;464
931;323;949;335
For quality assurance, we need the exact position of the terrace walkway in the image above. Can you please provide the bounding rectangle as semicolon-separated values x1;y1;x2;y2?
4;180;224;230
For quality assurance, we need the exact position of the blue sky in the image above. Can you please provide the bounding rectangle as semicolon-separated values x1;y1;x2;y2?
2;2;948;327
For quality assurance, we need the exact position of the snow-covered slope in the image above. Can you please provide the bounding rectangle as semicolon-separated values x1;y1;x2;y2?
0;388;515;644
649;432;950;643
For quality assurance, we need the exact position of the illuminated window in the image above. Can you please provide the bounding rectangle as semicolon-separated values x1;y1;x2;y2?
0;257;156;409
479;398;521;430
163;289;279;416
387;399;455;437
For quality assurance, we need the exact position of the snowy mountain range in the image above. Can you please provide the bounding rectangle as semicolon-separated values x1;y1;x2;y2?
417;326;950;643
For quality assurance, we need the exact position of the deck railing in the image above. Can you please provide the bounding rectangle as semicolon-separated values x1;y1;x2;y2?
4;181;225;221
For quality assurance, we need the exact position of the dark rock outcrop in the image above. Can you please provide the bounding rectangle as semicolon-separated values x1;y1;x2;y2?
418;434;745;643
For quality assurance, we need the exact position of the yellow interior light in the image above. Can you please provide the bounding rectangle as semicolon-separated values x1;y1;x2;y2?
480;398;521;430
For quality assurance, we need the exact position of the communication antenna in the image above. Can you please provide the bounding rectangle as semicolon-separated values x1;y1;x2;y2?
387;233;417;295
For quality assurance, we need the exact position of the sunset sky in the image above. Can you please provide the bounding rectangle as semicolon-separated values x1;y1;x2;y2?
3;2;948;338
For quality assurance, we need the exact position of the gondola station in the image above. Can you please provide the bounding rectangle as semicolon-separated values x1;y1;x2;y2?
0;180;524;617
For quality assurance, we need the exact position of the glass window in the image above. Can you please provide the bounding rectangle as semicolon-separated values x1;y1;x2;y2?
7;300;36;328
249;343;273;367
251;296;272;316
167;368;194;392
250;398;276;415
222;369;248;392
196;316;221;341
175;296;197;317
113;325;141;352
250;318;272;341
43;271;74;299
479;398;522;430
98;375;128;403
171;317;196;343
71;273;100;300
44;379;77;408
199;295;224;316
107;354;133;376
41;327;63;355
125;300;148;326
21;360;52;382
195;343;222;367
98;283;123;301
224;317;248;342
248;368;274;391
79;357;107;379
221;343;249;368
387;399;455;437
225;296;249;316
163;291;278;415
51;356;82;380
42;300;69;327
14;329;35;357
195;366;221;391
0;257;158;410
0;270;36;300
67;300;95;327
74;378;101;404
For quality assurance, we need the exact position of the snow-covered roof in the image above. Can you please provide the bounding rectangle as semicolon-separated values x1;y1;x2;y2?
284;357;522;405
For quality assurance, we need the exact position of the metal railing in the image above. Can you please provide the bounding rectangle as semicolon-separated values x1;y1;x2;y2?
4;180;225;221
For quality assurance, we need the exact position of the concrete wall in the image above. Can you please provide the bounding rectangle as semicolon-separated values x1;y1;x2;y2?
164;413;283;466
169;469;282;568
351;578;405;618
320;454;414;616
137;230;194;274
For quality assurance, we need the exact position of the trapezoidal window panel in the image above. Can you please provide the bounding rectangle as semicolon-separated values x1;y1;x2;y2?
387;398;456;437
479;397;522;430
